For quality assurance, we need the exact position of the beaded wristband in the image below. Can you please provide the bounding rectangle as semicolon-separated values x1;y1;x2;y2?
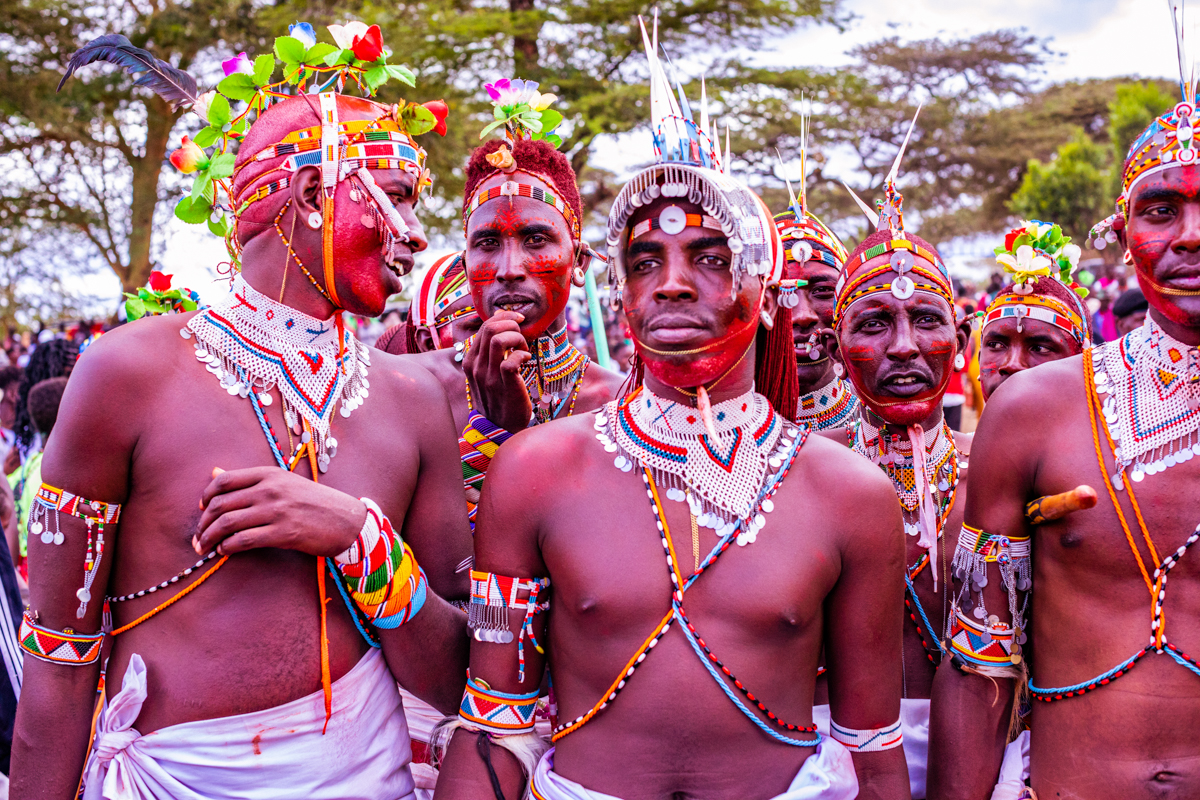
829;718;903;752
334;498;426;628
945;608;1022;676
19;610;103;666
458;674;540;735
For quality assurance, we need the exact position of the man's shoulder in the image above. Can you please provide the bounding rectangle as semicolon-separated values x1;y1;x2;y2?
986;351;1086;423
491;407;609;478
363;345;451;405
74;313;194;386
784;428;897;511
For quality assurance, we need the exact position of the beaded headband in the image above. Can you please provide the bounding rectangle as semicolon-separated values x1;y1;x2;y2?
464;77;578;239
835;106;953;325
463;177;581;239
984;219;1091;346
606;14;783;303
982;294;1088;347
413;252;471;329
631;210;722;240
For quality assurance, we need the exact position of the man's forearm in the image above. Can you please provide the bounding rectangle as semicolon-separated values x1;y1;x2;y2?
433;727;525;800
927;662;1013;800
380;593;469;715
11;662;103;800
852;749;912;800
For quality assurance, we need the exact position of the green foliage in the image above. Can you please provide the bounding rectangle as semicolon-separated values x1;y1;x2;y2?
1110;81;1175;162
1009;129;1111;241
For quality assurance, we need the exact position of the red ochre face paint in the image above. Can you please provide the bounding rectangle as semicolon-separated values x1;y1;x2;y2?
623;196;764;389
837;271;957;426
465;172;576;339
1125;165;1200;326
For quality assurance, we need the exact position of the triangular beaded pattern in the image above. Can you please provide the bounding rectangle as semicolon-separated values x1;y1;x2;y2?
596;386;797;543
796;376;860;431
1094;317;1200;486
184;275;369;470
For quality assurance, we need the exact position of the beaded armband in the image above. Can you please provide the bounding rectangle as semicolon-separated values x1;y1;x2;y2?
30;484;122;619
459;411;514;529
829;718;903;752
947;524;1029;678
458;673;540;735
468;570;550;683
334;498;427;629
19;609;103;666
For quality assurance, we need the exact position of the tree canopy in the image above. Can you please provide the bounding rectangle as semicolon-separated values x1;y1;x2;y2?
0;0;1180;327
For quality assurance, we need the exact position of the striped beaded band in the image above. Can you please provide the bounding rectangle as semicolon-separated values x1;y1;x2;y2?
458;674;540;735
19;610;102;666
35;484;121;527
829;718;903;752
464;180;581;239
775;213;848;269
957;523;1030;563
333;498;427;629
630;211;721;240
834;281;952;327
834;239;954;326
1119;102;1200;216
983;295;1087;347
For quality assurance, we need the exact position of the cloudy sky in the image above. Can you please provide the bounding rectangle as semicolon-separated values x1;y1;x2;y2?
155;0;1180;305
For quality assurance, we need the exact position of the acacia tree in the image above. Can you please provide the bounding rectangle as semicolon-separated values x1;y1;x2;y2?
0;0;847;322
0;0;319;304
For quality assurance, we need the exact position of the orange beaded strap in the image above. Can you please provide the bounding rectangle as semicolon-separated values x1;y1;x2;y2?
1082;347;1160;596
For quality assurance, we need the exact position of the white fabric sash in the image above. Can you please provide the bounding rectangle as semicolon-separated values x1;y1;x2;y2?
813;698;927;799
528;740;857;800
82;649;415;800
989;731;1030;800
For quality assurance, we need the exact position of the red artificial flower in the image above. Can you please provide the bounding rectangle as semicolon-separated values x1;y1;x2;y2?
1005;228;1026;252
351;25;384;62
424;99;449;136
169;136;208;174
148;271;173;292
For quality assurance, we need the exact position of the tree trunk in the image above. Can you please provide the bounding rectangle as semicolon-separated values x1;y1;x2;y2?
509;0;540;77
122;96;176;293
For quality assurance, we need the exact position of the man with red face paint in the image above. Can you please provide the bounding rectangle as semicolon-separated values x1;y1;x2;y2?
12;35;473;800
977;220;1093;402
929;16;1200;799
433;20;909;800
820;120;973;800
411;85;623;531
773;137;860;431
377;253;481;356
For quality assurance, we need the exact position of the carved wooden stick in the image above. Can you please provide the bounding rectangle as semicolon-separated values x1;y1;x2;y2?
1025;485;1098;525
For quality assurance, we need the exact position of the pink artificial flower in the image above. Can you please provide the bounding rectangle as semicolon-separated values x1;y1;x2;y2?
222;52;254;77
169;136;208;174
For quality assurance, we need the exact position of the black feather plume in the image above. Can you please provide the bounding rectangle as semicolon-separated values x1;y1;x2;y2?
58;34;200;111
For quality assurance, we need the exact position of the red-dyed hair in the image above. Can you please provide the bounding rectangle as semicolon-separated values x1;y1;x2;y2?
463;139;583;237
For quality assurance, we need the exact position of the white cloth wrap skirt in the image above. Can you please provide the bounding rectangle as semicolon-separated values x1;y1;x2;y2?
988;731;1030;800
527;739;858;800
82;648;416;800
813;698;927;799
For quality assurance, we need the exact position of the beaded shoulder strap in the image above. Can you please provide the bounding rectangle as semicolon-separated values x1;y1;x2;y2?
551;426;818;745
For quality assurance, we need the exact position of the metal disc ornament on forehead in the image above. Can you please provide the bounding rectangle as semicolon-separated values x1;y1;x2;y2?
790;240;813;265
890;249;915;299
659;205;687;235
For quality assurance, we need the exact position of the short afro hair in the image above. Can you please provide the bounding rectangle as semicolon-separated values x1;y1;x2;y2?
28;376;67;438
463;139;583;237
